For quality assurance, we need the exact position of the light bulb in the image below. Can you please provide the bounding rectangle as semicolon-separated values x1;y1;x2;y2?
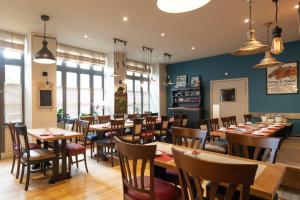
271;37;284;55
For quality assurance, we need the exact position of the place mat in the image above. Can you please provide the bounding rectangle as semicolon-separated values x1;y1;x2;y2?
155;151;173;162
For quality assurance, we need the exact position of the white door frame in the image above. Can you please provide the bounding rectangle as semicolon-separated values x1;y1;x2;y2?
210;77;249;118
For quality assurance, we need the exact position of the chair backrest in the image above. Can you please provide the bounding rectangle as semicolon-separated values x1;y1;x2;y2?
140;113;149;119
80;116;95;125
182;115;188;127
172;127;208;149
173;115;183;127
151;112;159;117
110;119;125;139
244;114;252;123
133;118;143;136
8;122;17;149
114;137;156;200
145;116;156;132
226;132;281;163
15;124;30;159
64;119;75;131
161;116;170;130
75;119;90;146
221;117;230;128
127;114;137;121
98;115;111;124
228;116;237;126
172;148;257;200
209;118;219;131
114;114;125;120
198;120;209;131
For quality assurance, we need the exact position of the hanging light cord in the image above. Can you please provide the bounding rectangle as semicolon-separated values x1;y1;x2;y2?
249;0;252;30
273;0;279;24
43;19;46;42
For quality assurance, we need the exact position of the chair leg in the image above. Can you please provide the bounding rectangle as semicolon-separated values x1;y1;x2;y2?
111;147;114;167
96;145;100;163
20;163;25;183
84;153;88;173
11;155;16;174
16;156;21;179
90;141;94;158
68;156;72;175
25;164;30;191
75;156;79;169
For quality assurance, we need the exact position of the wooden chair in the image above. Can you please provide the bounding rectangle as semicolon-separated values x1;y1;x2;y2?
141;116;156;143
154;116;169;141
8;123;40;179
226;132;281;163
98;115;111;124
114;137;180;200
198;119;209;131
140;113;150;119
64;119;75;131
66;120;89;174
221;117;230;128
80;116;95;124
114;114;125;120
173;115;183;127
228;116;237;126
209;118;220;141
151;112;159;117
127;114;137;121
121;118;143;144
15;124;55;191
96;120;125;166
172;148;257;200
172;127;208;149
182;115;188;127
244;114;252;123
207;119;227;154
80;116;98;157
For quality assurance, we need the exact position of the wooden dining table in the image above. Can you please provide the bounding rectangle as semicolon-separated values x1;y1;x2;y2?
27;128;83;184
151;142;286;200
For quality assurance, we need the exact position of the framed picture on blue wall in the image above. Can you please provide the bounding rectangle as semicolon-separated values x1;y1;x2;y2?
191;76;200;88
175;74;187;88
267;61;298;94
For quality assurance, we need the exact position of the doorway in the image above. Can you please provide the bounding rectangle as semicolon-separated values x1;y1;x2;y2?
210;78;249;124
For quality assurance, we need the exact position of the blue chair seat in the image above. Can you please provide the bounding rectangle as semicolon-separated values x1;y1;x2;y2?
87;133;99;141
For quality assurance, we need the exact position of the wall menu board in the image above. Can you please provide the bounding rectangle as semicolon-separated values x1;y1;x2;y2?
38;82;53;109
267;62;298;94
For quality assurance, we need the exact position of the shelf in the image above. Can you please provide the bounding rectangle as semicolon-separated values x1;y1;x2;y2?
173;95;200;98
171;87;200;91
168;107;202;111
173;101;200;103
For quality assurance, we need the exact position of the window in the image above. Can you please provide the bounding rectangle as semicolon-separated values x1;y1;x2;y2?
66;72;78;118
80;74;90;115
56;71;63;111
93;75;103;114
126;71;150;114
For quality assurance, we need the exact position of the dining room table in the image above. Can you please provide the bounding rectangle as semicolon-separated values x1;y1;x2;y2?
151;141;286;200
27;128;83;184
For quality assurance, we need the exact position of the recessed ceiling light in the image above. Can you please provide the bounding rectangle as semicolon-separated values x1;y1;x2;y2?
295;4;299;9
244;18;249;23
157;0;211;13
191;46;196;50
84;34;88;39
123;16;128;22
161;33;165;37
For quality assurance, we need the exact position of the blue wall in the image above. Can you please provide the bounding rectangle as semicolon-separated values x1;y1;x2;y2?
167;40;300;135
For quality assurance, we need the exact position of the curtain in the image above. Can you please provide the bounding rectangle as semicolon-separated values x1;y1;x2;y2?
126;59;151;73
0;30;24;51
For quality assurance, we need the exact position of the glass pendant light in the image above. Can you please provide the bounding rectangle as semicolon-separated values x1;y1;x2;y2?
254;22;283;68
157;0;211;13
231;0;268;56
163;53;173;86
271;0;284;55
33;15;56;64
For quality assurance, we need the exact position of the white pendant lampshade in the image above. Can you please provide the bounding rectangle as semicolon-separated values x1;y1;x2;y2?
157;0;211;13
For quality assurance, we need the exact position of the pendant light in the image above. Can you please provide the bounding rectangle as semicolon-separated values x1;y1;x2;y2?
33;15;56;64
112;38;127;77
142;46;155;82
163;53;173;86
157;0;211;13
254;22;283;68
231;0;268;56
271;0;284;55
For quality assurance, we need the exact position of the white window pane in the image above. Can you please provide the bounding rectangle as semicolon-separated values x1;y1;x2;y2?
80;88;90;115
93;65;103;71
143;73;149;78
80;74;90;88
135;104;141;113
142;81;148;92
126;71;133;76
134;72;140;77
66;88;78;118
56;71;62;87
4;84;22;123
66;60;77;68
93;89;103;115
67;72;77;88
128;91;134;105
135;91;141;104
3;49;22;59
127;79;133;91
56;59;63;65
5;65;21;84
135;80;141;92
128;105;133;114
94;75;102;89
80;63;90;69
143;93;149;112
57;86;63;112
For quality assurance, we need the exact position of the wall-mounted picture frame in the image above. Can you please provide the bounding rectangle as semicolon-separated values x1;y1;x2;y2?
38;82;54;109
267;61;298;95
190;76;200;88
220;88;236;102
175;74;187;88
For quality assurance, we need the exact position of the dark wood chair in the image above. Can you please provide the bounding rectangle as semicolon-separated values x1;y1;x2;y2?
181;115;188;128
127;114;137;121
96;120;125;166
206;119;227;154
173;115;183;127
209;118;221;141
154;116;170;141
66;120;89;174
140;113;150;119
64;119;75;131
15;124;55;191
244;114;252;123
221;117;231;128
121;118;143;144
141;116;156;143
114;137;180;200
228;116;237;126
98;115;111;124
198;119;209;131
172;127;208;149
8;123;40;179
226;132;282;163
172;148;257;200
80;116;98;157
114;114;125;120
151;112;159;117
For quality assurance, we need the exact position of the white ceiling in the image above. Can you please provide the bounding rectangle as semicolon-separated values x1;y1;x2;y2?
0;0;299;64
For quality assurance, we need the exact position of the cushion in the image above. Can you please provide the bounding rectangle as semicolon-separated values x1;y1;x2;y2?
205;143;227;154
141;132;154;137
127;176;180;200
87;133;99;141
66;143;86;156
22;149;55;161
155;130;167;136
122;135;140;142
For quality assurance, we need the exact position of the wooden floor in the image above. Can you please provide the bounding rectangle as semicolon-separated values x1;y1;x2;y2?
0;146;300;200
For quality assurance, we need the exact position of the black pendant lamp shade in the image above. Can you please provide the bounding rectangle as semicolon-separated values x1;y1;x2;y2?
33;15;56;64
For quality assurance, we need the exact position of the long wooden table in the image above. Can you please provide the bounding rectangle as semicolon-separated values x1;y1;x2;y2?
27;128;83;183
151;142;286;200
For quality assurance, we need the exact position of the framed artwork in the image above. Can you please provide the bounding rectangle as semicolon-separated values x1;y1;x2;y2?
175;74;187;88
38;82;53;109
220;88;236;102
267;62;298;94
190;76;200;88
